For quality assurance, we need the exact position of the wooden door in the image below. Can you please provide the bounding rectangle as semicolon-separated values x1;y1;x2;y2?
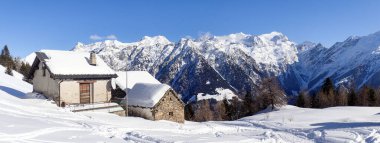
80;83;91;104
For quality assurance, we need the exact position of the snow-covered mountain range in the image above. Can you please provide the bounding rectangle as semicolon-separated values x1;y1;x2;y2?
72;31;380;101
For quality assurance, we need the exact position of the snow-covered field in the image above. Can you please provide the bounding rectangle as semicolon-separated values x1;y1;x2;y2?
0;67;380;142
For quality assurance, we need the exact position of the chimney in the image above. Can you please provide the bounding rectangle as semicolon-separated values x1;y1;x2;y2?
90;52;97;66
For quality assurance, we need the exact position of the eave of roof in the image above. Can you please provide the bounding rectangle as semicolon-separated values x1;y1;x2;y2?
52;74;118;80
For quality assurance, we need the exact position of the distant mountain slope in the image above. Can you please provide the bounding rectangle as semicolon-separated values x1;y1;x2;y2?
73;32;299;101
71;31;380;99
282;31;380;93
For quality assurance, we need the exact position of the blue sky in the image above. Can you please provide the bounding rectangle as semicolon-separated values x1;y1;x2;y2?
1;0;380;57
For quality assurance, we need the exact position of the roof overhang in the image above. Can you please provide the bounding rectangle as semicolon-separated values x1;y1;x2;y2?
52;74;118;80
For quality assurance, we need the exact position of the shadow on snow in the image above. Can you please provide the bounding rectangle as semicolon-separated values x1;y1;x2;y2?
311;122;380;130
0;86;27;99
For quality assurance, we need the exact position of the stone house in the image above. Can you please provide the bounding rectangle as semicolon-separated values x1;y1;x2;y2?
113;71;185;123
127;83;185;123
27;50;124;115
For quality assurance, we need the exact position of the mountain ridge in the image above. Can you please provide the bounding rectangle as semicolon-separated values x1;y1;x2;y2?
62;31;380;101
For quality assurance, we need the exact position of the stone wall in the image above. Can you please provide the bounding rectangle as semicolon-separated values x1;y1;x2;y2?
32;62;60;103
111;110;126;116
128;106;154;120
153;90;185;123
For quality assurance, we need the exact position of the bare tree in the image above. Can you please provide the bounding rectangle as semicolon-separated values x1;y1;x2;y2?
258;77;287;110
296;90;311;108
376;88;380;106
336;85;348;106
321;78;336;107
191;99;214;121
368;87;377;106
358;85;370;106
313;91;329;108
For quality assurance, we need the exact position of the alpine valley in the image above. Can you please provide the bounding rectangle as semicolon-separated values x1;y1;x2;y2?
71;31;380;102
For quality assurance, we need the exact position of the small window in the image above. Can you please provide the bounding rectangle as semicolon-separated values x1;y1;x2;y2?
169;97;172;101
169;112;173;116
42;65;46;77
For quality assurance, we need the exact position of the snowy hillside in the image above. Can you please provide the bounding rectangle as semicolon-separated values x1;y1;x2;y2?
72;31;380;97
0;65;25;81
1;67;380;142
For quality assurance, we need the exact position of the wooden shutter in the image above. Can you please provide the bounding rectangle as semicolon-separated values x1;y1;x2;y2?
80;83;91;104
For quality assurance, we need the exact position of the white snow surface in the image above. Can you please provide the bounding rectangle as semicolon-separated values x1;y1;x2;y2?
126;83;171;107
196;88;237;101
113;71;160;91
36;50;116;76
24;52;36;65
0;65;24;80
1;64;380;142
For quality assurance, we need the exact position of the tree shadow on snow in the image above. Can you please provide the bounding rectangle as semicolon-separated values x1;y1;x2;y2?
311;122;380;130
0;86;26;99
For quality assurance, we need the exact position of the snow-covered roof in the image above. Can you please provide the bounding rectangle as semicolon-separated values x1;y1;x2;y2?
113;71;160;91
29;50;117;79
127;83;171;107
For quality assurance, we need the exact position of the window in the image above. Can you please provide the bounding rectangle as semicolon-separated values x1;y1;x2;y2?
169;112;173;116
42;64;46;77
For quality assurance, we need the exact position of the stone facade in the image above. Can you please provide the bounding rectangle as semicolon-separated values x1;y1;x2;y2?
153;90;185;123
128;89;185;123
110;110;126;116
128;106;154;120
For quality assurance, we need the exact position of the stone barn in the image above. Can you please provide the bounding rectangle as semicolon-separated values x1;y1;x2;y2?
113;71;185;123
126;83;185;123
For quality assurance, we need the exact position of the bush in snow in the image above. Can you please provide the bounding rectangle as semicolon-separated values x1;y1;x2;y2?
5;65;13;76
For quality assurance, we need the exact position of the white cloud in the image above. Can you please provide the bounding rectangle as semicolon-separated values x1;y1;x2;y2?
106;34;117;40
90;34;103;40
89;34;118;41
